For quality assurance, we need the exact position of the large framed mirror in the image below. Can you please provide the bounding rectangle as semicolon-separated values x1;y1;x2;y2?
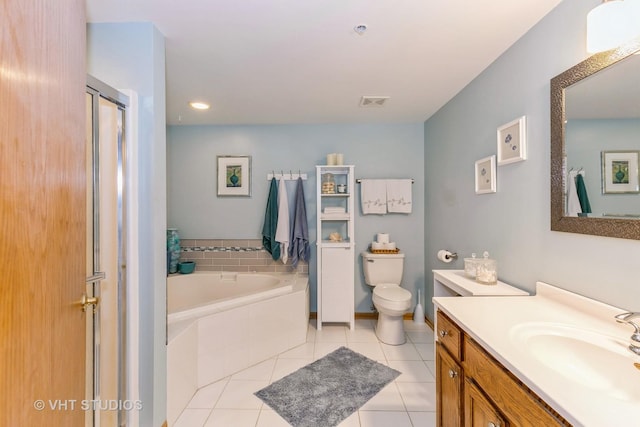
550;37;640;240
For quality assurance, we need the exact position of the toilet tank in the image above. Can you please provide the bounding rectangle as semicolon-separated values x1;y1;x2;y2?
361;252;405;285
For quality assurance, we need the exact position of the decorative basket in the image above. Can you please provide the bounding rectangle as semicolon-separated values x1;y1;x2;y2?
369;248;400;254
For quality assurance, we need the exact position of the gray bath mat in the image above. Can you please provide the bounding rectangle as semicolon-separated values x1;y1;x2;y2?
255;346;401;427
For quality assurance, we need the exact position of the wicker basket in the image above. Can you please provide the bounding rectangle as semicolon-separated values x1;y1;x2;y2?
369;247;400;254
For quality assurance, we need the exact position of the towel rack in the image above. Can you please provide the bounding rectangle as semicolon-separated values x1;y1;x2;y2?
356;178;414;183
267;170;307;181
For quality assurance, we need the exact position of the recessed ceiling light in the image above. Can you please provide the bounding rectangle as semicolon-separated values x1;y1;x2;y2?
189;101;210;110
354;24;367;35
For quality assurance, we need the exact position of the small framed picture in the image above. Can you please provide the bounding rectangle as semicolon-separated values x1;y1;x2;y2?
475;155;497;194
601;150;640;194
217;155;251;197
497;116;527;165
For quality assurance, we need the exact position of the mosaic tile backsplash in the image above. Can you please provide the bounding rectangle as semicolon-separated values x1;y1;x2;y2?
179;239;308;274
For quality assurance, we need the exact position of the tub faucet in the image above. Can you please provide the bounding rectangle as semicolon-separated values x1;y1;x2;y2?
614;312;640;356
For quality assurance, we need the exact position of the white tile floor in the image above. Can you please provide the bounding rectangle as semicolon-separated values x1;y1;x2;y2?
173;319;437;427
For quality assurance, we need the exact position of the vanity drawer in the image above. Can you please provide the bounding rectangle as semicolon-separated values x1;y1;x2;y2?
437;310;463;360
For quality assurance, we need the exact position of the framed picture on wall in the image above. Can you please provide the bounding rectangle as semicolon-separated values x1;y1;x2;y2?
475;155;497;194
497;116;527;165
217;155;252;196
601;150;640;194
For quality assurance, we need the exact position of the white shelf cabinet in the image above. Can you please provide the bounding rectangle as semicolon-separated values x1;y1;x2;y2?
316;165;355;330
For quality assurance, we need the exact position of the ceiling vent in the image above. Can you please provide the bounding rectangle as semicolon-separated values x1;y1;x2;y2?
359;96;390;107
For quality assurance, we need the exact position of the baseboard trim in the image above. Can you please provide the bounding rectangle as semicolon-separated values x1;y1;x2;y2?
310;312;431;327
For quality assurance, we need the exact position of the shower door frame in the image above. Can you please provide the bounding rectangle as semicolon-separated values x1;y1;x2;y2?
86;75;129;427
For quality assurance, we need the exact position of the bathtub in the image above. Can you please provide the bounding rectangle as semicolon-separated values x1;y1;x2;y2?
166;272;309;425
168;272;295;325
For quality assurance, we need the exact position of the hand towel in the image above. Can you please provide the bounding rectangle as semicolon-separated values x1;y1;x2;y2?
275;178;290;264
575;173;592;214
360;179;387;214
289;177;310;267
386;179;412;213
262;178;280;260
566;171;581;217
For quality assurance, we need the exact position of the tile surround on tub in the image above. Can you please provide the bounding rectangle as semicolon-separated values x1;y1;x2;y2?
179;238;308;274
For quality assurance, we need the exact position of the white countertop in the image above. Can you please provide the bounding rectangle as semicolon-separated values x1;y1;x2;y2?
433;269;529;296
433;282;640;427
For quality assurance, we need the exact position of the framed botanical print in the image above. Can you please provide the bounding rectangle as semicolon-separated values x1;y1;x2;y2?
475;155;497;194
497;116;527;165
217;155;251;196
601;150;640;194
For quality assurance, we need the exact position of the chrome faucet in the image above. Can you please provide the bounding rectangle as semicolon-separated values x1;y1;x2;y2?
614;312;640;356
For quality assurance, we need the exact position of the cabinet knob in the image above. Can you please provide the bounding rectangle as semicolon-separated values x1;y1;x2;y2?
448;369;458;378
488;422;498;427
439;330;448;338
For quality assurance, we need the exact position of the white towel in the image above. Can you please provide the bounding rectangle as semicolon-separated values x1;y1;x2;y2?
275;178;290;263
566;171;581;217
387;179;412;213
360;179;387;214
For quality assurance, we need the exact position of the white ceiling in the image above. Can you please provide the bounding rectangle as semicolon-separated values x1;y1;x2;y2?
86;0;563;126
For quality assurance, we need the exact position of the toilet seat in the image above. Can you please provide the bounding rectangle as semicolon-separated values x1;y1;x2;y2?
373;285;411;302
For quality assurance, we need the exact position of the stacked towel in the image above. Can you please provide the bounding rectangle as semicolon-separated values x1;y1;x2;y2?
275;178;290;264
386;179;412;213
289;177;310;267
360;179;387;214
262;178;281;260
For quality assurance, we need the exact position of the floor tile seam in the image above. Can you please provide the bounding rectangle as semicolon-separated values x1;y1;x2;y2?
174;407;213;427
395;382;421;416
213;377;267;411
189;376;231;411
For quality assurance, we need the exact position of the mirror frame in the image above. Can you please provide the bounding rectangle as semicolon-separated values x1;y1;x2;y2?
550;37;640;240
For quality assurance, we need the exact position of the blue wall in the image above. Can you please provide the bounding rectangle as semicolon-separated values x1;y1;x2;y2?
167;123;425;313
567;118;640;215
87;22;167;427
424;0;640;320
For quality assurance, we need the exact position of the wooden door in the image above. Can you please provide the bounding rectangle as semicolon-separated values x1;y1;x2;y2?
436;342;463;427
464;379;508;427
0;0;87;426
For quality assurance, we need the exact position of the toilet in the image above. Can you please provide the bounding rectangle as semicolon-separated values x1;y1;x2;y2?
362;251;412;345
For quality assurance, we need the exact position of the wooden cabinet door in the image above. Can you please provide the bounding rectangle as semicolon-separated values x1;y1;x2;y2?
464;379;508;427
436;342;463;427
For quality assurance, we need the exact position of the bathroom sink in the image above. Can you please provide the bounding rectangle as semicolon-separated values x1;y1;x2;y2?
509;322;640;402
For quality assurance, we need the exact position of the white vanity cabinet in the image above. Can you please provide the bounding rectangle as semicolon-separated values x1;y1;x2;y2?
316;165;355;330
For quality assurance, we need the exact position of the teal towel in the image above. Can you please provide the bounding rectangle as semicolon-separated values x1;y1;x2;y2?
262;178;280;260
575;174;592;214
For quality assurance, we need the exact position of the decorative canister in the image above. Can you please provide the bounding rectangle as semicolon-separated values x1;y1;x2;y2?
464;253;481;278
337;184;347;194
475;251;497;285
167;228;181;274
321;173;336;194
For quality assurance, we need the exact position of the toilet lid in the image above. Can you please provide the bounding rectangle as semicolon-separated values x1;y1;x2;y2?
374;286;411;302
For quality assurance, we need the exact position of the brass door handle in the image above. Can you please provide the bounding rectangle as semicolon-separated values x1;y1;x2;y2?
80;293;99;312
